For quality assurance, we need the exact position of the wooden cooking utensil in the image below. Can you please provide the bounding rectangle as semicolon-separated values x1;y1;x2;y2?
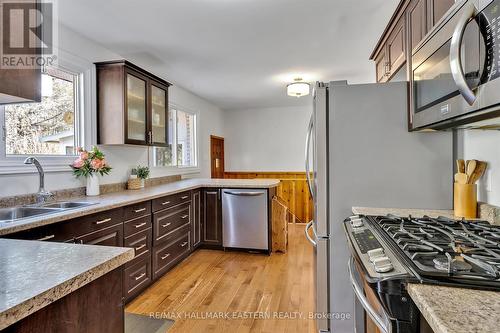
455;173;468;184
466;160;477;183
469;161;487;184
456;159;465;174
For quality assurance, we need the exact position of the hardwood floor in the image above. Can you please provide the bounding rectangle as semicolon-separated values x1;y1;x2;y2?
126;224;316;333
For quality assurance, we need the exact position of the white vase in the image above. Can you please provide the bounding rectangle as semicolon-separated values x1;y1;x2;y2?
86;174;100;196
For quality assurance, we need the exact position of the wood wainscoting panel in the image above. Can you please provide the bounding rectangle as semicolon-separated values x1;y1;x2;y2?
224;172;313;223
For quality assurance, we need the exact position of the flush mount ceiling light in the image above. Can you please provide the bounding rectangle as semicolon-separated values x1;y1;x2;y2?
287;78;310;97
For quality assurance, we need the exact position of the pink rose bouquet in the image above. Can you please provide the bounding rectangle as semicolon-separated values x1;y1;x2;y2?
70;146;112;177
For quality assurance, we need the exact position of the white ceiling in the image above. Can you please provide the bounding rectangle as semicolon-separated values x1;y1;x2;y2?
58;0;399;110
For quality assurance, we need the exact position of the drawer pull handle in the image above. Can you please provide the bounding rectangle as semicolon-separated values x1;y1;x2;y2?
134;208;147;213
181;215;189;219
134;222;147;228
181;196;189;200
135;244;146;251
162;223;172;228
95;218;112;225
180;242;188;247
37;235;55;241
135;273;146;281
161;201;171;206
161;253;171;260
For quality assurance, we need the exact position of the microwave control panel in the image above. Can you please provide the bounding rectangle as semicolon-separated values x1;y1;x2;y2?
480;0;500;81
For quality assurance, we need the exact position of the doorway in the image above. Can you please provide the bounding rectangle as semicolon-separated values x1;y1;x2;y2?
210;135;225;178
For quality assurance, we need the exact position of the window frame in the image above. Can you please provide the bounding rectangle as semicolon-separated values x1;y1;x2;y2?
0;49;93;174
150;102;200;175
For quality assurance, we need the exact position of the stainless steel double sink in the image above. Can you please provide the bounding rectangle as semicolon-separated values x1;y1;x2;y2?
0;202;96;223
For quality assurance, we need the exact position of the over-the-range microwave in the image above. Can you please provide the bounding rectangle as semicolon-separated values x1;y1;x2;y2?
410;0;500;130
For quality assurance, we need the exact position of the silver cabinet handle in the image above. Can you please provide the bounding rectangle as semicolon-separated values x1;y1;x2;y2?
223;191;264;196
95;218;111;225
305;115;314;199
161;253;171;260
135;244;146;251
161;201;171;206
37;234;55;241
161;222;171;228
450;2;477;106
135;273;146;281
134;208;146;213
181;215;189;219
348;258;391;333
180;242;188;247
181;195;189;200
134;222;147;228
304;221;317;247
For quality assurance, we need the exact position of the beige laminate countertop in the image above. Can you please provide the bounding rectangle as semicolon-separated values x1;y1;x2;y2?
352;206;500;333
0;239;134;330
0;178;280;236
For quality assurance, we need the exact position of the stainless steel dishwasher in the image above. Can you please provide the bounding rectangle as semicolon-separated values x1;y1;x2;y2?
222;189;268;250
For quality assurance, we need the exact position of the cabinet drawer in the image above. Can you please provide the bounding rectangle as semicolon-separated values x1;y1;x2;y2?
123;257;151;300
153;204;190;244
152;191;191;212
153;232;190;279
75;223;123;247
123;201;151;221
63;208;123;238
124;228;151;263
124;215;151;237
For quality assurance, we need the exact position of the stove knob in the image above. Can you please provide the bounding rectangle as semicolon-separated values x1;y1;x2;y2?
373;256;394;273
351;218;364;228
367;248;385;262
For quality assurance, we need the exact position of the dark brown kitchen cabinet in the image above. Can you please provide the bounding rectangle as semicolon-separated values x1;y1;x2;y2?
375;50;389;83
427;0;454;29
202;189;222;247
75;223;123;247
407;0;427;53
95;60;171;146
387;17;406;76
192;189;202;248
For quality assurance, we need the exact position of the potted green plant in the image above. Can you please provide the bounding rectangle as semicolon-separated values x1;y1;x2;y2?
70;146;111;196
129;165;150;189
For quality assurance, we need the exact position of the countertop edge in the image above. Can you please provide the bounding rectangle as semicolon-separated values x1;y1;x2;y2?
0;179;280;236
0;247;134;330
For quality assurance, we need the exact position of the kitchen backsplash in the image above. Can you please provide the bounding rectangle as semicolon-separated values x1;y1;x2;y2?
0;175;181;208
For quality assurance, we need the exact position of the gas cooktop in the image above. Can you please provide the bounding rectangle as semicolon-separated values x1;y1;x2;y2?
345;214;500;290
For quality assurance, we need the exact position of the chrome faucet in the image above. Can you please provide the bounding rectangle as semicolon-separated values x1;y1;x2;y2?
24;157;53;204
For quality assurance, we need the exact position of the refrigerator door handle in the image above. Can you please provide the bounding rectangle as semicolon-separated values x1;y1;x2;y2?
305;115;314;199
305;220;317;247
348;257;392;333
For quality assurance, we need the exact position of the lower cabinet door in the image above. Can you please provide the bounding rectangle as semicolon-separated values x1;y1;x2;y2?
75;223;123;247
123;257;151;301
192;190;201;248
153;232;191;280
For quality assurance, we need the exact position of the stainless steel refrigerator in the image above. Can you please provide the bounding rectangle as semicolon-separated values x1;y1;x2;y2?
304;81;453;333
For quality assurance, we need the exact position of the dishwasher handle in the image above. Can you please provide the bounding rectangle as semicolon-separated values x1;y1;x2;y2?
223;190;265;197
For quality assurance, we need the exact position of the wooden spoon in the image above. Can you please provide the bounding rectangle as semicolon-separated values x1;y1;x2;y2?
469;161;487;184
455;173;468;184
456;159;465;174
466;160;477;184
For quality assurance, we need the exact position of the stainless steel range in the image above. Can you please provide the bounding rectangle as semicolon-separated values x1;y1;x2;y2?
344;214;500;333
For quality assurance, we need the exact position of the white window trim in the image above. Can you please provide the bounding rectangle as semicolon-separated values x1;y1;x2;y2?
0;48;94;175
149;102;200;176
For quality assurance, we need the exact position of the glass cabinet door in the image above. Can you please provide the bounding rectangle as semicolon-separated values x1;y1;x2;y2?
126;73;147;143
150;84;168;145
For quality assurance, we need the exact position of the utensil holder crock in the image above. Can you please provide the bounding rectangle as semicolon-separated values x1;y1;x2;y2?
454;183;477;219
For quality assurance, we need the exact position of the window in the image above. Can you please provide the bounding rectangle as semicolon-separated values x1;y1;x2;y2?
153;105;197;168
3;67;79;156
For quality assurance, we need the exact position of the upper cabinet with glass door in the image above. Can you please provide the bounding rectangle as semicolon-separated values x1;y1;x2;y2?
95;60;171;146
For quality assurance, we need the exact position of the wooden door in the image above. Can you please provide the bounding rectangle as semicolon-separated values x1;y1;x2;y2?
125;69;149;145
210;135;225;179
202;189;222;246
427;0;454;29
375;50;388;83
387;16;406;77
149;81;169;147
